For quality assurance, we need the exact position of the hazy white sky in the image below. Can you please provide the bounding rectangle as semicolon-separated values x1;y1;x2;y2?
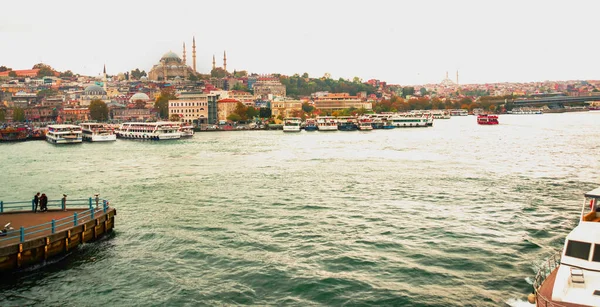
1;0;598;85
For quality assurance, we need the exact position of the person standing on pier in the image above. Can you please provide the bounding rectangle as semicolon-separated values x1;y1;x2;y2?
40;194;48;212
33;192;40;213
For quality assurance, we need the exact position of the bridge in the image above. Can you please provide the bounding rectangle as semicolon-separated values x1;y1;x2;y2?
513;95;600;107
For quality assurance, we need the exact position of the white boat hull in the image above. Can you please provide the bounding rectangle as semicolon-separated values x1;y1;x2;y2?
317;125;338;131
83;134;117;142
283;126;301;132
46;135;82;144
117;132;181;140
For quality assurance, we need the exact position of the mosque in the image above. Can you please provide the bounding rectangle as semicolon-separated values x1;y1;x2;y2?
148;37;198;81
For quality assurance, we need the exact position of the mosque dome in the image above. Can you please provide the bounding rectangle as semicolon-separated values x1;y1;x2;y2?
83;84;106;95
129;92;150;102
161;51;181;61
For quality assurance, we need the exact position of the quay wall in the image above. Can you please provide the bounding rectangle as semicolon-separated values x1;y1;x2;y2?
0;208;116;272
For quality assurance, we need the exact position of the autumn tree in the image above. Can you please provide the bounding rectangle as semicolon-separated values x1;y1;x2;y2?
154;87;177;119
232;102;248;121
89;99;109;121
169;114;180;121
8;71;17;78
227;113;241;122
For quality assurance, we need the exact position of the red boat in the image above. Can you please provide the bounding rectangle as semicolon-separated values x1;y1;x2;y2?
477;114;499;125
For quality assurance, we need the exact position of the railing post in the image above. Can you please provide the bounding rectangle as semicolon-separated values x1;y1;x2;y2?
62;198;65;211
91;208;95;220
20;226;25;243
32;199;35;212
52;219;56;234
103;200;107;213
88;197;93;209
74;212;78;226
0;201;3;213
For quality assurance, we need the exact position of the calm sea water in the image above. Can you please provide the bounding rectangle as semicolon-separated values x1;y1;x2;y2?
1;113;599;306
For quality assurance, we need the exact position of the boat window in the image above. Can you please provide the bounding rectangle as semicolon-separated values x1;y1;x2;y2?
592;244;600;262
565;240;591;260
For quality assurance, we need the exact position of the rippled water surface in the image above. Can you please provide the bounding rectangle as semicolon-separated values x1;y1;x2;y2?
1;113;600;306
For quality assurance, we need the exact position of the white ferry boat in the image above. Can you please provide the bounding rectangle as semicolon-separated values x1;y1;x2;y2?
116;122;181;140
530;187;600;307
79;123;117;142
449;109;469;116
316;116;338;131
507;107;543;114
179;124;194;138
46;124;83;144
283;117;302;132
431;110;451;119
388;115;428;127
357;117;373;131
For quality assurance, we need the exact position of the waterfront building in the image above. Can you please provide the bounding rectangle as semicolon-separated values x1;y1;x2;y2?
59;107;90;122
111;107;155;122
271;97;302;119
80;84;109;107
24;105;55;122
207;93;219;124
169;92;209;125
217;98;240;121
228;90;254;106
312;93;372;111
253;77;286;99
11;91;38;107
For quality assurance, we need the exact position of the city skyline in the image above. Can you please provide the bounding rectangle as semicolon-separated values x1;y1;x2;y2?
1;0;599;85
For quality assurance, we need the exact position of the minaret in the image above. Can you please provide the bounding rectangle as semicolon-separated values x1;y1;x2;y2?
456;70;459;85
223;50;227;72
192;36;197;73
183;42;187;66
212;55;216;70
103;64;107;92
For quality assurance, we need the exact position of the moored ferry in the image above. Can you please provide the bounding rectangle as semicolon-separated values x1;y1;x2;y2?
388;115;428;127
316;116;338;131
179;124;195;138
529;187;600;307
0;125;29;142
304;118;318;131
476;114;499;125
431;110;451;119
79;123;117;142
46;124;83;144
357;117;373;131
116;122;181;140
337;117;358;131
450;109;469;116
283;117;301;132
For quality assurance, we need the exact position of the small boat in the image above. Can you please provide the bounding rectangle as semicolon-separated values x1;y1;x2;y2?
304;119;318;131
46;124;83;144
179;124;195;138
477;114;499;125
316;116;338;131
0;125;29;142
388;115;428;127
116;122;181;140
283;117;301;132
529;187;600;307
28;127;46;140
79;123;117;142
357;117;373;131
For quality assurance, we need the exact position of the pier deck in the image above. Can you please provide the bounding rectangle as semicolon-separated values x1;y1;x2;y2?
0;209;90;247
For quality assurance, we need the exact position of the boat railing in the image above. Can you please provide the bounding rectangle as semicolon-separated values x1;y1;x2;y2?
0;197;112;245
533;251;566;307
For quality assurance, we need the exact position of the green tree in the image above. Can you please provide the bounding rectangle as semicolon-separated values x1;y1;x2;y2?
211;68;227;78
89;99;109;121
232;83;251;92
402;87;415;98
0;66;9;72
246;106;259;120
60;70;74;78
419;87;428;96
233;70;248;78
259;108;272;118
154;87;177;119
131;68;147;80
37;88;58;99
8;71;17;78
227;113;241;122
301;72;309;78
301;102;314;114
0;109;4;121
12;107;25;122
233;102;248;121
33;63;56;77
188;73;199;81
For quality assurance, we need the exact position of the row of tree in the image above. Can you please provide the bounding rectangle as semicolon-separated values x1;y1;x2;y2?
279;74;377;98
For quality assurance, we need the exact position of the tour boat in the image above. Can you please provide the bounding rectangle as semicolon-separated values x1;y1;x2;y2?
116;122;181;140
46;124;83;144
316;116;338;131
370;118;384;129
507;108;543;114
79;123;117;142
0;125;29;142
529;187;600;307
388;115;428;127
431;110;451;119
357;117;373;131
476;114;499;125
179;124;195;138
450;109;469;116
304;119;318;131
282;117;301;132
337;117;358;131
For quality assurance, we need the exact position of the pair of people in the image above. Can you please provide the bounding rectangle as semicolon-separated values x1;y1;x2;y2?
34;192;48;212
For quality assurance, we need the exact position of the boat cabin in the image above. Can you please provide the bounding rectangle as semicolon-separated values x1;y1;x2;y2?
551;187;600;305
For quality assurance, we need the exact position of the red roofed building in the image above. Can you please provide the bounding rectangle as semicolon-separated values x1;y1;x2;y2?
217;98;240;121
0;69;40;78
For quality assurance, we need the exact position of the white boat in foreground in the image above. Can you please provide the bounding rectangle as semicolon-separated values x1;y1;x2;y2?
179;124;194;138
46;124;83;144
79;123;117;142
116;122;181;140
283;117;301;132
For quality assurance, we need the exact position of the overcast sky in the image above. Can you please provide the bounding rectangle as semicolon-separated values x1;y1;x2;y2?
1;0;598;85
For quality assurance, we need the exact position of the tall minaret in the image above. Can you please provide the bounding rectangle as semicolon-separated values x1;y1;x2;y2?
192;36;197;73
103;64;107;92
182;42;187;66
456;70;459;85
212;55;216;70
223;50;227;72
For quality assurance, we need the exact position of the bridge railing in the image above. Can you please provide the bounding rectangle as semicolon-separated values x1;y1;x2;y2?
0;198;112;245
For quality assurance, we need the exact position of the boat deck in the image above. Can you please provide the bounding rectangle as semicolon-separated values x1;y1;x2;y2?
0;209;90;248
537;268;589;307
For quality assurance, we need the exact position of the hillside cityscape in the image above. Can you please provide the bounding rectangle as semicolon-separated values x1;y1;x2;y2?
1;41;600;124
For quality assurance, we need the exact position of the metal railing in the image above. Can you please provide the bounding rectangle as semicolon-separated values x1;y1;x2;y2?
0;197;111;245
533;252;568;307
